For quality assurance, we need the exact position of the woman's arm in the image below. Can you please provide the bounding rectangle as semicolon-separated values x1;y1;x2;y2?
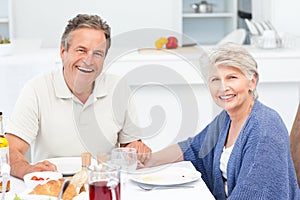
142;144;184;168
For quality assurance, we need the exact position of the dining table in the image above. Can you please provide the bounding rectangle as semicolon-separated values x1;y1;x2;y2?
0;160;215;200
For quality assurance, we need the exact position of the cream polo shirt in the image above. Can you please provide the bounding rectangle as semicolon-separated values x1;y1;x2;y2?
6;68;141;163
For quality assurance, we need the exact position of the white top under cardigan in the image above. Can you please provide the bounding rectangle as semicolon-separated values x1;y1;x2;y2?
220;145;234;197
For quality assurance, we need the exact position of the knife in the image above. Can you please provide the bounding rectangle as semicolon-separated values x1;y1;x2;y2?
57;179;70;200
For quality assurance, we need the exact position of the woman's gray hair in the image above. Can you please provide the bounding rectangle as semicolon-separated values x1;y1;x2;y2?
61;14;111;55
203;42;259;99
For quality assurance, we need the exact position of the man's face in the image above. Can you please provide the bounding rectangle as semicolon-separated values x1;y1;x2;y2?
60;28;107;91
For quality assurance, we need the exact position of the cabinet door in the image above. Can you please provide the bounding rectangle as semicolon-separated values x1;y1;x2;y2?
181;0;237;45
0;0;10;39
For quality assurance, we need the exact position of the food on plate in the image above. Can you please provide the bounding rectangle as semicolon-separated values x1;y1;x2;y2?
24;171;63;189
142;176;164;182
13;194;22;200
28;153;91;199
29;178;77;200
70;152;91;193
166;36;178;49
70;166;88;193
30;175;50;181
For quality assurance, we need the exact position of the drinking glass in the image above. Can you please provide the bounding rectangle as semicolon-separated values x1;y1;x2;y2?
110;148;138;173
88;164;120;200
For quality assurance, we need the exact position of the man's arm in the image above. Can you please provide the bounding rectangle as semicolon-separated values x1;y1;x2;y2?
6;133;57;179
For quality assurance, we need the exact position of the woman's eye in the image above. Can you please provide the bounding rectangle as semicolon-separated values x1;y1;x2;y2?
211;78;219;82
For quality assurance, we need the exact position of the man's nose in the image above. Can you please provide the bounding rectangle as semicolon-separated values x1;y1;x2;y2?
83;52;94;65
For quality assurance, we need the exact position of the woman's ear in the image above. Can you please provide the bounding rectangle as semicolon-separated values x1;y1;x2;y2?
250;73;258;87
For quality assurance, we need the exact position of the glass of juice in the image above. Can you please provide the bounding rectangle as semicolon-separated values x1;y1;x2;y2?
88;164;121;200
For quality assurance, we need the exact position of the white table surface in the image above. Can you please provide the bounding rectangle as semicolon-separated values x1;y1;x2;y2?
0;161;215;200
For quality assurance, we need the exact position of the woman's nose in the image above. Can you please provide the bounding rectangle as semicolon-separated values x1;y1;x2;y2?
220;80;229;91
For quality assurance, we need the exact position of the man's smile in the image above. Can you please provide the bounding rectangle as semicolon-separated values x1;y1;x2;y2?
76;66;94;73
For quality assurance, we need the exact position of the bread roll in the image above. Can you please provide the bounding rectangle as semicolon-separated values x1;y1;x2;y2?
70;169;88;194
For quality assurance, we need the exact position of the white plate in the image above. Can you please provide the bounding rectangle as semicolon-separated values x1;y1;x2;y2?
17;189;87;200
130;166;201;186
45;157;81;176
17;194;57;200
16;189;57;200
23;171;63;188
45;157;96;176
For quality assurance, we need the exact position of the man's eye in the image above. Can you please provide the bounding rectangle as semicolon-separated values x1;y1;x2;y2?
77;49;86;53
94;51;104;57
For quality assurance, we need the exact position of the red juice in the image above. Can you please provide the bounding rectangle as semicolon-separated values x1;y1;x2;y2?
89;181;121;200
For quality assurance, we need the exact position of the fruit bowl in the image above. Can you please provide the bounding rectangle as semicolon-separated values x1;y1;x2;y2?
23;171;63;189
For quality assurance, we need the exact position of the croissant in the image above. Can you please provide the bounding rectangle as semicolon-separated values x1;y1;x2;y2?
29;178;77;200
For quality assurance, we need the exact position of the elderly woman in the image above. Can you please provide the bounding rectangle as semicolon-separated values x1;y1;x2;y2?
143;43;299;199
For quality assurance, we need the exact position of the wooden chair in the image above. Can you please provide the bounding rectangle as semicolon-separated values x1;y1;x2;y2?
290;103;300;187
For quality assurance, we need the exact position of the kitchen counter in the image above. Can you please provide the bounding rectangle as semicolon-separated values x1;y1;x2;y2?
107;45;300;60
104;45;300;84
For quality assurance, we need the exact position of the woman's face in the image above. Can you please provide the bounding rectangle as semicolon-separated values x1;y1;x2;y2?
208;65;256;113
60;28;107;91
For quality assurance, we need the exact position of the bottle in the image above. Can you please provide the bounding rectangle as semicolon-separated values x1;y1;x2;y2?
0;112;10;192
70;152;91;193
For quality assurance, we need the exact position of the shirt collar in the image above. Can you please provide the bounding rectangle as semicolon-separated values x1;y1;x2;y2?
53;68;108;99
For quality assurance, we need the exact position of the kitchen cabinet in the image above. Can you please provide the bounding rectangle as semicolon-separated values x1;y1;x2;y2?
181;0;238;45
0;0;11;40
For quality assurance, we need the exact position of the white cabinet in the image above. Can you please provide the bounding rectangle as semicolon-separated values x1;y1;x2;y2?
0;0;11;40
181;0;238;45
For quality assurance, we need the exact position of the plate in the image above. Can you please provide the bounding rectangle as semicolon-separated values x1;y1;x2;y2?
45;157;81;176
17;193;87;200
130;166;201;186
16;189;57;200
17;194;57;200
23;171;63;188
16;189;87;200
45;157;96;176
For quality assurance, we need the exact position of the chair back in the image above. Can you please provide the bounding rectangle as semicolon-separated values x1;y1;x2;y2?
290;103;300;187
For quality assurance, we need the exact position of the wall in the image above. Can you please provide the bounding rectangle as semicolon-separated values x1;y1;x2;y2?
10;1;300;47
253;0;300;36
10;0;181;48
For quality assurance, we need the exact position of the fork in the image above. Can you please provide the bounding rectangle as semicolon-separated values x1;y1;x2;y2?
138;184;194;191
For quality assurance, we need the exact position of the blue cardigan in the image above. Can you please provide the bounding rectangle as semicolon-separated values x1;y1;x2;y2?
179;100;299;200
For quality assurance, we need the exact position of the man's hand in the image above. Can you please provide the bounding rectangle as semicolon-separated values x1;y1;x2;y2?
6;133;57;179
25;160;57;174
121;140;152;167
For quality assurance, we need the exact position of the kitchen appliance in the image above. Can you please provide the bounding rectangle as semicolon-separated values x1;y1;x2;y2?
191;1;213;13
